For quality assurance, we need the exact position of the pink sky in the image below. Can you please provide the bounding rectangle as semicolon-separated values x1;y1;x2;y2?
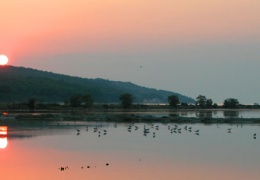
1;0;260;103
1;0;259;57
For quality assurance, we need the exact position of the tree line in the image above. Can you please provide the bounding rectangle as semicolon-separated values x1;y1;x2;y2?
21;93;255;112
168;94;241;109
119;94;242;109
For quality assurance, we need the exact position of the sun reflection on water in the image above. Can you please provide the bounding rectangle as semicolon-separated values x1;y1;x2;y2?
0;126;8;149
0;122;260;179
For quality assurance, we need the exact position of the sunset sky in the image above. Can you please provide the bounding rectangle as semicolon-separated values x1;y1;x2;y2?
1;0;259;103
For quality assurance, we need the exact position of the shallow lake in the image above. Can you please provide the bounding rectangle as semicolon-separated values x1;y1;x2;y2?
1;117;260;180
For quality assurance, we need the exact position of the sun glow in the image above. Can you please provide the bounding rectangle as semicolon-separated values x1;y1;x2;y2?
0;137;8;149
0;126;8;135
0;126;8;149
0;55;8;65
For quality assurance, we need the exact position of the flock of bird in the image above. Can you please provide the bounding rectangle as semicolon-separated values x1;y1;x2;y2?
75;123;203;138
74;122;257;139
59;163;110;172
58;122;257;171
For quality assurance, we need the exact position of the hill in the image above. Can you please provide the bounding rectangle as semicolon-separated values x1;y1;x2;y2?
0;66;195;104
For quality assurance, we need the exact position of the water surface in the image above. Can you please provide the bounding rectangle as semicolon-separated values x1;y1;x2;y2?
1;120;260;180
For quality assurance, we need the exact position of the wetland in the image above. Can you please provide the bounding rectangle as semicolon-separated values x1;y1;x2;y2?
1;109;260;180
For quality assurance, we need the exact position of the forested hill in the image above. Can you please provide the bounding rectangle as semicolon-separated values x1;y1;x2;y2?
0;66;195;104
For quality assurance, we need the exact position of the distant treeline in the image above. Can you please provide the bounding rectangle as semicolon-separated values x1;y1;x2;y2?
0;94;260;112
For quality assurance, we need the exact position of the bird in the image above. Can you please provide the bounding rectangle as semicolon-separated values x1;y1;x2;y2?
195;130;199;133
143;128;150;133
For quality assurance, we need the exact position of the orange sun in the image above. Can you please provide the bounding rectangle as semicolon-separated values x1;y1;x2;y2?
0;55;8;65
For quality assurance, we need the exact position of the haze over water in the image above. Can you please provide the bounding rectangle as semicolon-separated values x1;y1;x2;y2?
1;115;260;180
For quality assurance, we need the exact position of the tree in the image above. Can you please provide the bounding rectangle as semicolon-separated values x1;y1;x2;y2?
212;103;218;108
82;94;94;108
28;98;36;112
223;98;239;108
70;95;82;107
168;95;180;107
119;93;134;108
206;99;213;108
196;95;207;108
70;94;94;108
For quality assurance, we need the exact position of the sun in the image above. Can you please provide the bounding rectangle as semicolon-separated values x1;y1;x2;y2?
0;55;8;65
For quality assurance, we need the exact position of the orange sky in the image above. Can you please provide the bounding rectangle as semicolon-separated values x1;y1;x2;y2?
0;0;260;103
1;0;259;58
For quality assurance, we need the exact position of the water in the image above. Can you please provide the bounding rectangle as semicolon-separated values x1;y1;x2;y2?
87;109;260;119
168;109;260;118
1;119;260;180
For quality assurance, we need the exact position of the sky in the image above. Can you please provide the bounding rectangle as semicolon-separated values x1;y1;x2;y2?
0;0;259;104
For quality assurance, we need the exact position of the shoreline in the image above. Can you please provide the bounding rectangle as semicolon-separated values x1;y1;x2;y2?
1;110;260;125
